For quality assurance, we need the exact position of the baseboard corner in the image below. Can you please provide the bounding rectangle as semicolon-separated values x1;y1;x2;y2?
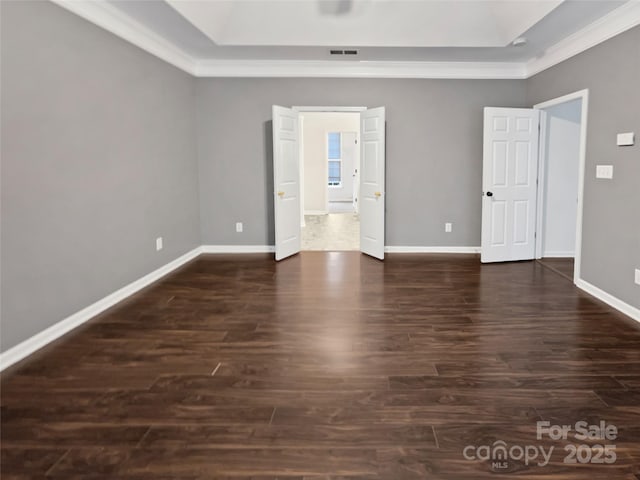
0;246;202;372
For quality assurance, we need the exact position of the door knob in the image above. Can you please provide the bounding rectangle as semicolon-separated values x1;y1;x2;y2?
486;191;493;197
374;192;382;197
277;191;285;197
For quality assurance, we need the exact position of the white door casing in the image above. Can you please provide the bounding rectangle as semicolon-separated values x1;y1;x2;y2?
273;105;301;261
481;107;539;263
359;107;386;260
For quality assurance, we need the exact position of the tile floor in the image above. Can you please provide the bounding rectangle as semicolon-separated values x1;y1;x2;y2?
301;213;359;251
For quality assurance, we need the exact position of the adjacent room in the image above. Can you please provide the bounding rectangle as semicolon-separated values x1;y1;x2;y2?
300;111;361;251
1;1;639;478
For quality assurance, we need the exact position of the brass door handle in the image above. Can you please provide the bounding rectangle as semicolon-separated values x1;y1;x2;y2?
374;192;382;197
277;191;285;197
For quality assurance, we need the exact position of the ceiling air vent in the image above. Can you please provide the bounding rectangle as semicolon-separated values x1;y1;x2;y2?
330;49;358;56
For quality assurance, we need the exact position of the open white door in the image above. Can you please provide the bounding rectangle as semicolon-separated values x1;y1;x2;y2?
272;105;301;261
359;107;385;260
481;107;539;263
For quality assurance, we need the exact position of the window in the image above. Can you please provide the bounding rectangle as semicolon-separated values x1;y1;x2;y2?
328;132;341;187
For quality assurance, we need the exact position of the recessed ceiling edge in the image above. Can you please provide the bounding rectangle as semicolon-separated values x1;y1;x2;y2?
50;0;640;80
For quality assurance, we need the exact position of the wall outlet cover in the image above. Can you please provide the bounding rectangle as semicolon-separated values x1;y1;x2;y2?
635;268;640;286
156;237;163;251
236;222;243;233
616;132;635;146
595;165;613;179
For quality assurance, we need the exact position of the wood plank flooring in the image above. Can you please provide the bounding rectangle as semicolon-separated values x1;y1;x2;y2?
2;252;640;479
537;257;575;282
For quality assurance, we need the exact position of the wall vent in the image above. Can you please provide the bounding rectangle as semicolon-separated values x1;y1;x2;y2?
330;49;358;56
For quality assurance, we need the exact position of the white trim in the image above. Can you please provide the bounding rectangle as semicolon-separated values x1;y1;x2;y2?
534;89;589;284
299;115;306;228
294;106;368;113
534;89;590;110
201;245;276;253
194;60;526;79
51;0;196;75
526;1;640;77
0;246;202;372
304;210;328;215
384;246;481;254
576;279;640;324
535;109;548;260
542;251;575;258
51;1;639;80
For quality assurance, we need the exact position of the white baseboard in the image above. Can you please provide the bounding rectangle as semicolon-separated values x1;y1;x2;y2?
203;245;480;254
385;246;481;254
304;210;328;215
201;245;275;253
576;278;640;324
12;244;636;373
0;246;202;372
543;251;575;258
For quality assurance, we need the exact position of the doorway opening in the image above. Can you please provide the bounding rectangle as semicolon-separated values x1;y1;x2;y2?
273;105;385;261
534;90;588;283
299;112;361;251
480;90;588;285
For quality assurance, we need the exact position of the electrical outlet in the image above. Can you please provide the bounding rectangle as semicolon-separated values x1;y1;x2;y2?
596;165;613;179
635;268;640;286
156;237;163;251
236;222;243;233
445;223;452;233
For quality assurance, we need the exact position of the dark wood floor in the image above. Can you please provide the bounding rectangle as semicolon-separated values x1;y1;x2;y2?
2;252;640;479
537;257;575;281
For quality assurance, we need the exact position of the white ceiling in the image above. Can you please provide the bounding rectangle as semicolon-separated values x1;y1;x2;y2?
56;0;640;77
166;0;562;48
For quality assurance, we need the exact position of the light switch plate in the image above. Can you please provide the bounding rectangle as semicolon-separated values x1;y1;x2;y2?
635;269;640;286
596;165;613;179
617;132;635;146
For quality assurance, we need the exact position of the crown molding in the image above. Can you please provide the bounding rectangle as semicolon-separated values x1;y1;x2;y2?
51;0;196;75
526;0;640;77
50;0;640;80
193;59;526;79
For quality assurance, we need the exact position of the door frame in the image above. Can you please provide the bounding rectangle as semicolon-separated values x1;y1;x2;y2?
533;89;589;284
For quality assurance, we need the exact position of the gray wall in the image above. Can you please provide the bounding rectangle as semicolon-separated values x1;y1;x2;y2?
527;26;640;310
2;1;636;354
0;1;201;351
196;78;527;246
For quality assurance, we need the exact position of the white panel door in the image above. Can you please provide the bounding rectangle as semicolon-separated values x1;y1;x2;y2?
272;105;301;261
481;107;539;263
360;107;386;260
